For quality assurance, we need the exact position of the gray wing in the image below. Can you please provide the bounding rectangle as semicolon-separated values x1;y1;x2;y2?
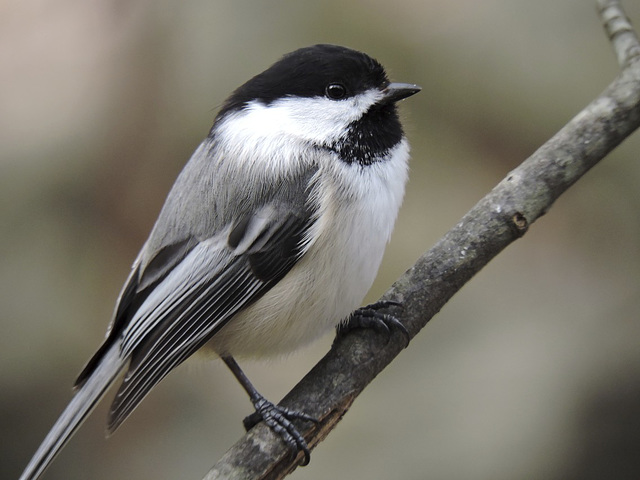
75;138;319;432
108;206;313;431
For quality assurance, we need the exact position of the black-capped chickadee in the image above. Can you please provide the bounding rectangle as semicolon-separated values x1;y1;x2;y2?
20;44;420;479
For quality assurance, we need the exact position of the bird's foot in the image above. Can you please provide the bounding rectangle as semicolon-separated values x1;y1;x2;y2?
337;300;409;347
243;395;318;466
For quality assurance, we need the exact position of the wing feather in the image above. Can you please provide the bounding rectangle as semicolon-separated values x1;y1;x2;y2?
74;139;320;431
107;208;313;432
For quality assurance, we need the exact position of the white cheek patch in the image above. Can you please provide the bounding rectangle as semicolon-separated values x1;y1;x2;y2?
217;89;383;148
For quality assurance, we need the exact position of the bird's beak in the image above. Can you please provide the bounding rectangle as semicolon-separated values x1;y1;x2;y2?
380;82;421;104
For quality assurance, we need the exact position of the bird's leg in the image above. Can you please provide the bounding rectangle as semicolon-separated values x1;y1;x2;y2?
336;300;410;347
221;355;317;466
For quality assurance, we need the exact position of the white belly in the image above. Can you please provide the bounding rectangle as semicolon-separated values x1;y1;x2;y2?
208;140;409;357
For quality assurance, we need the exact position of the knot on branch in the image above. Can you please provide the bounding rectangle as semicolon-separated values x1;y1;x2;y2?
511;212;529;236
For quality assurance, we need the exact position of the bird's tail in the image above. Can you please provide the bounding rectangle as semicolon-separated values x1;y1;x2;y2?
20;344;125;480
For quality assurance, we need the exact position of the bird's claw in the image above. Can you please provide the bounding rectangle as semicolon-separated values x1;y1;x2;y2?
243;396;318;466
337;300;409;347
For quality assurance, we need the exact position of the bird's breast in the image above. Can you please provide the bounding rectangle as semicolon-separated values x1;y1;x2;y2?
207;139;410;358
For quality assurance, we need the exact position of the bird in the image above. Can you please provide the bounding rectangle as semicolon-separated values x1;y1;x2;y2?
20;43;420;479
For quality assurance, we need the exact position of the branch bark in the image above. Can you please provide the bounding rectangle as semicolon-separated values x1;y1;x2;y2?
204;2;640;479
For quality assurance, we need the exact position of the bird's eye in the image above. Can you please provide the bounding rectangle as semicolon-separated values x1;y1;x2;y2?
325;83;346;100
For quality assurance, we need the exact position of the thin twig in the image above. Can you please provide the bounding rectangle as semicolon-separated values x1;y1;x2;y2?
597;0;640;67
204;3;640;479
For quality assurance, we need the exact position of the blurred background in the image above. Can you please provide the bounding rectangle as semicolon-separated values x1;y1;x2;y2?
2;1;640;479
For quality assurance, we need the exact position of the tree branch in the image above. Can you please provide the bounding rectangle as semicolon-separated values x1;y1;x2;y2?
204;2;640;479
598;0;640;67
